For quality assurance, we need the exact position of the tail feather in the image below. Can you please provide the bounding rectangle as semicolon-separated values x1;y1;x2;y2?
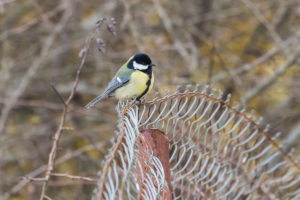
85;94;106;109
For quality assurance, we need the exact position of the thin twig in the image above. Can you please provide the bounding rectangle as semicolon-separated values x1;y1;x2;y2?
38;2;103;198
212;43;242;99
51;173;97;182
152;0;189;59
210;30;300;83
242;46;300;104
213;43;242;85
44;195;54;200
241;0;284;51
0;98;63;110
240;0;300;103
39;36;90;200
0;98;104;117
29;0;53;29
2;141;105;199
23;173;97;183
50;83;67;106
23;176;47;182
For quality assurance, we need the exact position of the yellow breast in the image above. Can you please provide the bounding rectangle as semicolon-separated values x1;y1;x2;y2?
115;71;154;100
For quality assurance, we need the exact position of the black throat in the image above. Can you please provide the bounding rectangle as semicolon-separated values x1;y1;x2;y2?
139;67;152;77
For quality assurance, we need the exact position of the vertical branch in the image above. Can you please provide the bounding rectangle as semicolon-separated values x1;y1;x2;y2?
152;0;190;61
39;50;89;199
39;18;93;200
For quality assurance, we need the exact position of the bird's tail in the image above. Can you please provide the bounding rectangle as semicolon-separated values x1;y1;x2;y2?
85;94;106;109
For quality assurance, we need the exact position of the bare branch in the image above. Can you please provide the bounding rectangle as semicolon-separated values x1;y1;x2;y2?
240;0;300;103
39;25;90;200
50;83;67;106
2;141;105;199
241;0;284;50
22;176;47;182
152;0;189;59
44;195;54;200
51;173;97;183
210;30;300;83
242;47;300;103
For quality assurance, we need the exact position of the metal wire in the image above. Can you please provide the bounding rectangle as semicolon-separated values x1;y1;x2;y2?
93;85;300;200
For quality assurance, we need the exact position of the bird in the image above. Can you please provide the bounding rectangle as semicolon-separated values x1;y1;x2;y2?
85;53;156;109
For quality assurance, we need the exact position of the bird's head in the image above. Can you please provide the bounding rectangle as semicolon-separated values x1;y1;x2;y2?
127;53;156;71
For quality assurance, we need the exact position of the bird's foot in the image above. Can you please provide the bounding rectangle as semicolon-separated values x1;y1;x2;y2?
136;100;141;107
136;97;146;107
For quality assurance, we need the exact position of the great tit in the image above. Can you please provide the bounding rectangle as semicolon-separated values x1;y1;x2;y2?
85;53;156;109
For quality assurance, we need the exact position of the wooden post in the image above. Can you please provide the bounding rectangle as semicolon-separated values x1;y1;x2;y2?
137;129;172;200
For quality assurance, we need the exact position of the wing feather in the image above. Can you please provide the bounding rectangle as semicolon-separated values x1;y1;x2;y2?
85;76;129;109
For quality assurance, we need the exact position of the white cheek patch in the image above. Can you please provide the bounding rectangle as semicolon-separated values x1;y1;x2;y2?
133;61;148;70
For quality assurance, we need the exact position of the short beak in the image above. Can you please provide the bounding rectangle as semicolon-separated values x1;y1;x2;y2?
150;63;157;67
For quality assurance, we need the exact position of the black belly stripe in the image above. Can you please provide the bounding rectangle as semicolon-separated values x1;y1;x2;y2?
137;70;152;100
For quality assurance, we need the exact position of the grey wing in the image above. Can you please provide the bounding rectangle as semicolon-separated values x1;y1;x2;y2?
85;76;129;109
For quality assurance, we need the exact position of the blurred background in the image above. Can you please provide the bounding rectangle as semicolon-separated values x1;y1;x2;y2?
1;0;300;199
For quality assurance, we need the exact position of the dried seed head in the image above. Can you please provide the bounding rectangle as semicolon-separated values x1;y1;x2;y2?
110;17;116;25
78;46;88;58
96;37;106;53
107;18;117;36
96;17;106;28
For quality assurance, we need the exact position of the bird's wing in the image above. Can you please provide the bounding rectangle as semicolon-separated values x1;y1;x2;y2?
106;76;130;95
85;76;129;109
